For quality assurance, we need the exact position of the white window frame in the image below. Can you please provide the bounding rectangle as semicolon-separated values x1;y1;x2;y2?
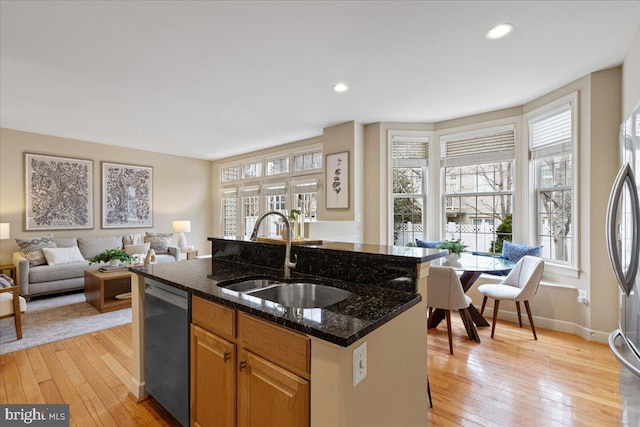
524;91;579;276
388;130;431;246
439;125;516;253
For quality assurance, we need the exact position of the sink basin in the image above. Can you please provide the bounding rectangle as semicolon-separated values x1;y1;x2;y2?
247;283;352;308
219;278;279;293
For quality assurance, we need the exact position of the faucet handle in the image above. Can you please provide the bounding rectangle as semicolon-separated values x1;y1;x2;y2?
288;253;298;269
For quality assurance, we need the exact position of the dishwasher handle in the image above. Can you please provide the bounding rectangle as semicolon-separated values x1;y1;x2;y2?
145;283;188;309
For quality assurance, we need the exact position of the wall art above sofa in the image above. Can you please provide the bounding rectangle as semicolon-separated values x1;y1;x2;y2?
102;162;153;228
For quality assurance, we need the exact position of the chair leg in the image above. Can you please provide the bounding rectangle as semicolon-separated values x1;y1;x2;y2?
480;296;488;315
524;300;537;340
515;301;523;328
12;292;22;340
491;300;500;339
445;310;453;355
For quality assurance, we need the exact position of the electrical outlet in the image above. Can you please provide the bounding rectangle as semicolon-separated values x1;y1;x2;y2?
353;342;367;387
577;289;589;305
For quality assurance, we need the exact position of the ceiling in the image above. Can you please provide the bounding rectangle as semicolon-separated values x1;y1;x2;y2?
1;1;639;161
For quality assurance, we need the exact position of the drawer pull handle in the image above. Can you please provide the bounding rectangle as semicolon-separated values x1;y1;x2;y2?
239;360;247;371
224;352;231;363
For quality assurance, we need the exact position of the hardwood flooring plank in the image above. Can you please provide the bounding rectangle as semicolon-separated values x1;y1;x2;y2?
25;346;52;383
39;343;98;427
13;349;45;404
1;353;26;403
38;378;64;403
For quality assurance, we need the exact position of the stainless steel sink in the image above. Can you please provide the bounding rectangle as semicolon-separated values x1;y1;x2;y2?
221;278;279;292
246;282;352;308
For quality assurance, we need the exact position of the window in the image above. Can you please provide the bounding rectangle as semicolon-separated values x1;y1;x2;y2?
392;133;429;246
221;188;237;237
441;127;515;253
264;183;287;236
294;151;322;172
241;187;260;236
529;100;575;264
242;161;263;179
222;166;240;182
266;157;289;176
291;178;319;220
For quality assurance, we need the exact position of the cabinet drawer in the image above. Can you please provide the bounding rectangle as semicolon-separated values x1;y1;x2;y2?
238;313;310;378
192;296;235;340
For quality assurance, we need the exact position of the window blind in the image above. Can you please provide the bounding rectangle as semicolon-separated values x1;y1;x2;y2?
392;135;429;168
529;103;572;151
290;177;319;193
220;187;237;198
262;182;287;196
440;126;515;167
240;186;260;197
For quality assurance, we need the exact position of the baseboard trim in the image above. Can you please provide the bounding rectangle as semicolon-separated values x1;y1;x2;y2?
479;306;610;344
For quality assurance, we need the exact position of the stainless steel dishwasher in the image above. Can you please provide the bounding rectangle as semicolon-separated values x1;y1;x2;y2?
144;279;189;426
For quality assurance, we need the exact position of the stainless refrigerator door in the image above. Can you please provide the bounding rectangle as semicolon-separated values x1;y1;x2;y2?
606;162;640;296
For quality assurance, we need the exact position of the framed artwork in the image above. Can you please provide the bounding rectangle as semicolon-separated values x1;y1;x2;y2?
102;162;153;228
326;151;349;209
25;153;93;230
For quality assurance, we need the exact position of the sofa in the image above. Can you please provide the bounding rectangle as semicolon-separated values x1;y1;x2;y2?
12;234;179;301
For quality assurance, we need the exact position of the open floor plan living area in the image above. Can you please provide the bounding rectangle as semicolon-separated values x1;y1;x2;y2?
2;1;640;426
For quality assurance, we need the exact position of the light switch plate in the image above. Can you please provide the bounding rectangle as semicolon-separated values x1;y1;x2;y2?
353;342;367;387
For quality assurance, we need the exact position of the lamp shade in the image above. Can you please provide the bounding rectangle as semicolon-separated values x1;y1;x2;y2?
172;220;191;233
0;223;9;240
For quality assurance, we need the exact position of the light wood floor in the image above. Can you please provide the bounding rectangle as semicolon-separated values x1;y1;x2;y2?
0;317;629;426
427;315;626;426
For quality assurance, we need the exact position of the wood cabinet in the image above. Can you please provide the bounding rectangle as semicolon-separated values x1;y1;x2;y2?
191;296;310;427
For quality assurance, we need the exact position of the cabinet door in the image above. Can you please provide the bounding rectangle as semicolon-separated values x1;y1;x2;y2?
191;325;236;427
237;349;309;427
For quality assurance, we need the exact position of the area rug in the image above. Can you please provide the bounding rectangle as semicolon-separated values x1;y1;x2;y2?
0;291;132;355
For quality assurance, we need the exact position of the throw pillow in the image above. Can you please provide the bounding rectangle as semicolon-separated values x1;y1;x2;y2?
15;234;57;267
125;243;151;255
501;241;542;263
145;232;173;254
0;274;14;288
415;239;443;248
42;246;85;266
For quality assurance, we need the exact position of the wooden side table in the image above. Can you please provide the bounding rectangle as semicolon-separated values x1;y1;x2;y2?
0;264;16;281
180;249;199;260
84;269;133;313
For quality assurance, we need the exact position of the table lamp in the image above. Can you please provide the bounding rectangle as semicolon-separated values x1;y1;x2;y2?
172;220;191;251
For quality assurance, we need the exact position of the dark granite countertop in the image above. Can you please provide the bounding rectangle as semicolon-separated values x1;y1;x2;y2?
218;236;447;264
131;258;425;347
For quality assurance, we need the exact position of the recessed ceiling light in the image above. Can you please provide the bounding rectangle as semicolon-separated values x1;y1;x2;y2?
485;23;513;40
334;83;348;92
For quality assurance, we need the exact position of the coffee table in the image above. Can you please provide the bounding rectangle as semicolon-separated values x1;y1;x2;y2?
84;268;133;313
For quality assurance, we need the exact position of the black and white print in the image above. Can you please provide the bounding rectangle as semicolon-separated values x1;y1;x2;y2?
102;162;153;228
326;151;349;209
25;153;93;230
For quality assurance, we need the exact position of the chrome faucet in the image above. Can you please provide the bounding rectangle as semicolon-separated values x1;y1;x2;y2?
250;211;297;279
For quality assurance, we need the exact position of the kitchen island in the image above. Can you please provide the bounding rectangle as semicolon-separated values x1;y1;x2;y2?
128;237;446;426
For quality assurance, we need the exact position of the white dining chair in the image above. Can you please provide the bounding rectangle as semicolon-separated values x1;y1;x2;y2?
427;266;473;355
478;256;544;339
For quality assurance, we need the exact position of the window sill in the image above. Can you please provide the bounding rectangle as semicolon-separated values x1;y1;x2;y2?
543;262;580;279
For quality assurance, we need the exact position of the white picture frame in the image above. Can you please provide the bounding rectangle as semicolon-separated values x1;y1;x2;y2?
25;153;93;230
102;162;153;228
326;151;349;209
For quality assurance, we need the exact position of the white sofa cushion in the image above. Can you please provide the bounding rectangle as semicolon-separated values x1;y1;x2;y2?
42;246;85;266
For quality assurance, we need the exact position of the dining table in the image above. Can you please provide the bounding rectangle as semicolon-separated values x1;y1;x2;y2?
428;252;516;342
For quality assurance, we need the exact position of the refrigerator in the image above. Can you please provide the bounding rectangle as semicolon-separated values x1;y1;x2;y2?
607;104;640;378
